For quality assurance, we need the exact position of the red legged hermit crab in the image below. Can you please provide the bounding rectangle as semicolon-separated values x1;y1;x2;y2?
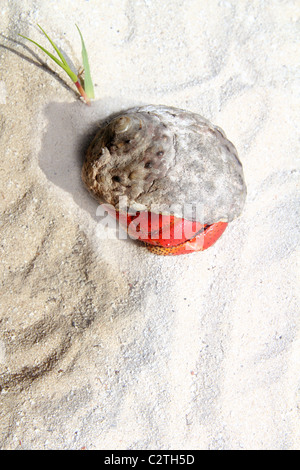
82;105;246;255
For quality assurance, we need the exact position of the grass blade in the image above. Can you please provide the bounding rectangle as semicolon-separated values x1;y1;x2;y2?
19;34;78;82
75;24;94;99
37;24;69;67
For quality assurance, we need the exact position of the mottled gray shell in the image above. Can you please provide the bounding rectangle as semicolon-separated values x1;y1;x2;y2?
82;105;246;224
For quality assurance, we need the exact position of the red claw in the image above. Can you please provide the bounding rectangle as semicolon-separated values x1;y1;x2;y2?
114;210;228;256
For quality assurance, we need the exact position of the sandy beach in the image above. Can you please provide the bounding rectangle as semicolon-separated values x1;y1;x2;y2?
0;0;299;449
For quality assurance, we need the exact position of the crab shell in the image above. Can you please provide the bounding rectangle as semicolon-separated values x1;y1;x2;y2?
82;105;247;255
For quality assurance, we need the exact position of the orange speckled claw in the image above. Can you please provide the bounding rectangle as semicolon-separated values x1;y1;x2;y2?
114;208;228;256
145;221;228;256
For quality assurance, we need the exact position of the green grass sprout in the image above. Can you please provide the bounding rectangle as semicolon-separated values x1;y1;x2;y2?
19;24;94;105
75;24;94;99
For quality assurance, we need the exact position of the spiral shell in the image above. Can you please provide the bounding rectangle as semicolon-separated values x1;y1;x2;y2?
82;105;246;225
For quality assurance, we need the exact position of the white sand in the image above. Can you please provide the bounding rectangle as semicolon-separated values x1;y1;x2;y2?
0;0;299;450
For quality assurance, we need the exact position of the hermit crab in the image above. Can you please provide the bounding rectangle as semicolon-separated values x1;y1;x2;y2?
82;105;246;255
